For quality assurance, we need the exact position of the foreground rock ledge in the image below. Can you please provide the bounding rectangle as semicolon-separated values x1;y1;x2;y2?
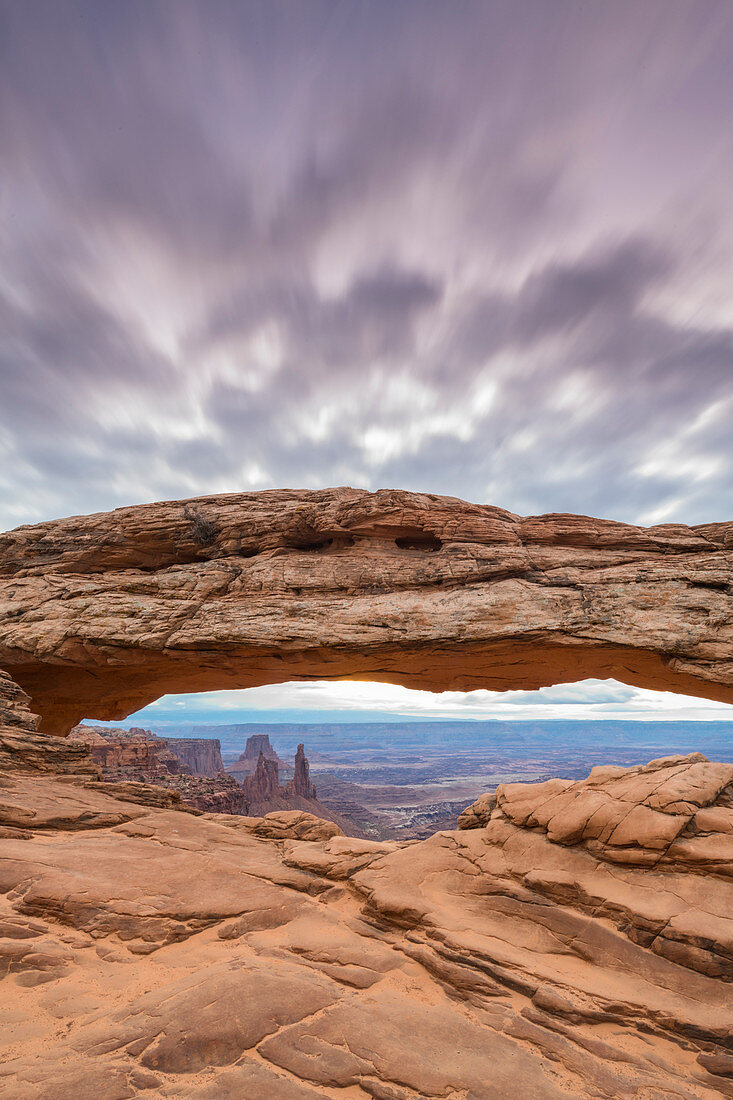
0;487;732;733
1;724;732;1098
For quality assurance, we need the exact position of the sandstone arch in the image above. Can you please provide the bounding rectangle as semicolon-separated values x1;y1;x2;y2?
0;487;731;735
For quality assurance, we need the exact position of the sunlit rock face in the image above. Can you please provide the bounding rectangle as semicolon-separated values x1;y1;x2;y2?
0;487;731;735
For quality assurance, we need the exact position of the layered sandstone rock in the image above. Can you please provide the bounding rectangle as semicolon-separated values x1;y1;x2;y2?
457;790;497;828
0;753;731;1098
70;725;185;780
164;737;224;777
239;809;343;842
1;488;732;734
0;669;38;732
0;667;99;779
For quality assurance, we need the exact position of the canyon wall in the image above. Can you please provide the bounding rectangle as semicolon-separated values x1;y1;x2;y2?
70;726;184;781
163;737;223;777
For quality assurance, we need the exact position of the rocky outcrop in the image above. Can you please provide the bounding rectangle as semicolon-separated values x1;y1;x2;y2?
454;753;733;979
159;773;249;815
238;745;349;833
0;754;731;1097
238;809;343;842
285;743;316;800
227;733;285;781
1;667;99;778
241;750;281;805
457;790;497;829
0;668;38;732
492;753;733;871
1;488;732;734
164;737;224;777
70;725;185;781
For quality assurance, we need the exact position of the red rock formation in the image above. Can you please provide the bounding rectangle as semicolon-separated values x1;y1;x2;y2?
235;743;352;832
0;668;99;778
163;737;224;777
227;733;285;780
158;773;248;815
1;488;732;734
241;750;281;805
285;743;316;800
0;668;38;731
70;725;185;781
242;733;282;764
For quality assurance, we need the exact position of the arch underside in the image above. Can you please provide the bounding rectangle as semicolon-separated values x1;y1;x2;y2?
6;637;733;736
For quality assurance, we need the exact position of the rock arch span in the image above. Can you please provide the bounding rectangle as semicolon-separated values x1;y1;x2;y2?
0;487;731;735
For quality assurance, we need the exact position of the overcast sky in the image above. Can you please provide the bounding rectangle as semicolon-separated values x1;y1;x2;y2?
2;0;732;533
4;2;732;723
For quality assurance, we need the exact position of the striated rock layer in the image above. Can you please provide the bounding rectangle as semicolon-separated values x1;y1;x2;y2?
70;725;185;780
0;487;731;734
163;738;224;778
1;745;731;1098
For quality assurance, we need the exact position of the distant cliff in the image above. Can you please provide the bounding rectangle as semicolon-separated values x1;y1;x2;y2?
69;724;356;830
163;737;223;777
240;743;356;833
227;732;285;781
71;725;185;781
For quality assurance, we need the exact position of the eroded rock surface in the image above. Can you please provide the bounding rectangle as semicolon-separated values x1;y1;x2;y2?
71;726;185;780
162;738;224;777
1;748;731;1099
230;733;284;775
1;488;732;733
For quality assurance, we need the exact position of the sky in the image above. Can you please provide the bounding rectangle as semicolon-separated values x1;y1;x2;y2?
3;2;732;725
122;679;733;727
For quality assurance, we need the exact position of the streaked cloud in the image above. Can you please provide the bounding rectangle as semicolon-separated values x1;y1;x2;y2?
1;0;732;533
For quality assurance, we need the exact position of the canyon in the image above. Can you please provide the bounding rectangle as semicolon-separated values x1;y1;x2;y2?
1;488;732;1098
67;725;340;823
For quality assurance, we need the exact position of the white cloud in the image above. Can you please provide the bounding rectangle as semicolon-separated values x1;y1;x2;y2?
130;678;733;723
